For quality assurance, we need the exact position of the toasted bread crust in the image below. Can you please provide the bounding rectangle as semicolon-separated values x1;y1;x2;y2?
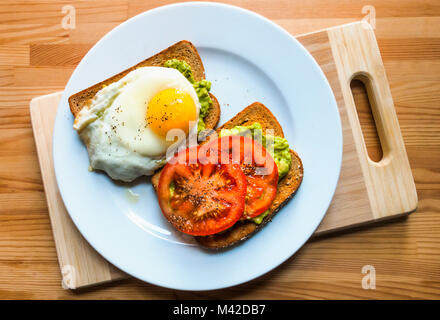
68;40;220;130
152;102;304;249
205;93;220;131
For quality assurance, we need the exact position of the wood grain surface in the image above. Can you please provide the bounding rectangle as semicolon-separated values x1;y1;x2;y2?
0;0;439;299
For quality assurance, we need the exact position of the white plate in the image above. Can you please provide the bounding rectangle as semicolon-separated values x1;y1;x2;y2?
53;2;342;291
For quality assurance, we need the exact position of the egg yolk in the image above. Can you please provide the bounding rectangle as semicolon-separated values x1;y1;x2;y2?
146;88;197;138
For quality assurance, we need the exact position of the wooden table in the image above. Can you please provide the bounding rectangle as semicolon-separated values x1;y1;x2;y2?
0;0;439;299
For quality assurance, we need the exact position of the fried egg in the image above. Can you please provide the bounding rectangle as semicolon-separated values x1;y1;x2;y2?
74;67;201;182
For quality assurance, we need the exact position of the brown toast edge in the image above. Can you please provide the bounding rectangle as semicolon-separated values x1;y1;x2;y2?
152;102;304;249
68;40;220;130
204;93;220;131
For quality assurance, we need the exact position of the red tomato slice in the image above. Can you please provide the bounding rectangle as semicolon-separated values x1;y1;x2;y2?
202;135;278;219
158;146;247;236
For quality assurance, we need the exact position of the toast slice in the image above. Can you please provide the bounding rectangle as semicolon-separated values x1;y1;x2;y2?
68;40;220;130
152;102;304;249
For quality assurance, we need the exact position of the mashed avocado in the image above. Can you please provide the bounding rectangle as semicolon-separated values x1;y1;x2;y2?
169;181;175;197
164;59;195;83
164;59;212;132
252;209;270;224
219;122;292;179
219;122;293;225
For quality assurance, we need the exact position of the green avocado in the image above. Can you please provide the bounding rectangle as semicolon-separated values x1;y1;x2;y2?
219;122;293;225
252;209;270;224
169;181;175;197
164;59;212;132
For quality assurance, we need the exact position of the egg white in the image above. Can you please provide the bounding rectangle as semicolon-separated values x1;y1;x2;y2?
74;67;201;182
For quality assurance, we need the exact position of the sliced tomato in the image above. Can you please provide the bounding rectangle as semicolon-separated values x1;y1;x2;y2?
157;146;247;236
202;135;278;219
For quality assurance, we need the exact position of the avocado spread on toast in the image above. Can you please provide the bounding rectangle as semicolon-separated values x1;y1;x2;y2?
252;209;270;224
219;122;293;224
164;59;212;132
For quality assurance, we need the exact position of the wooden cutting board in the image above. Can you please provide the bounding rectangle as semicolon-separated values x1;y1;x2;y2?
30;21;417;289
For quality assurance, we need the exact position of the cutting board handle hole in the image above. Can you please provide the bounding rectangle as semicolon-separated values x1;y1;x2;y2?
350;74;384;162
